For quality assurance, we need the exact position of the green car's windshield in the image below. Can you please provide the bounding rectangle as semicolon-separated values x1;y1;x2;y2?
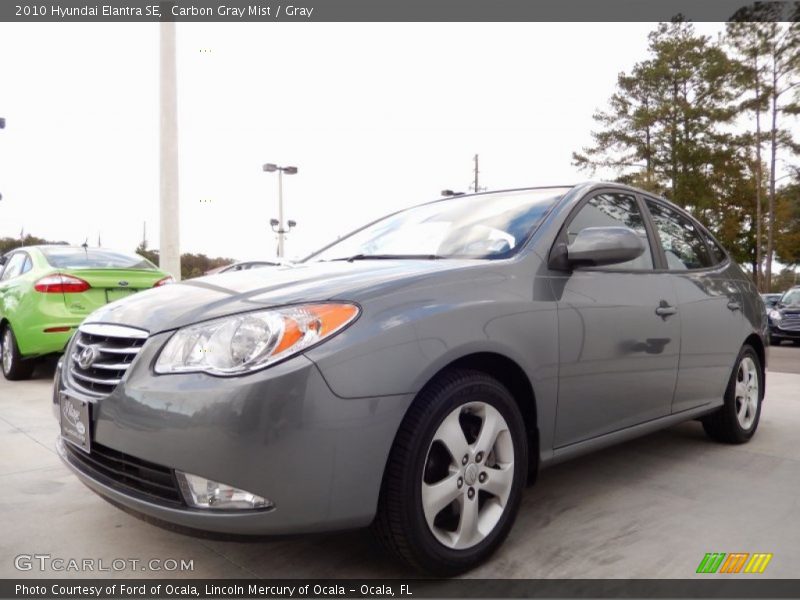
307;188;570;262
40;247;157;270
780;288;800;307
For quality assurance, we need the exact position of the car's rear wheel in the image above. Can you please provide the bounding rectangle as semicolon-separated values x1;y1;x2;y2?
373;369;528;575
702;345;762;444
1;325;35;381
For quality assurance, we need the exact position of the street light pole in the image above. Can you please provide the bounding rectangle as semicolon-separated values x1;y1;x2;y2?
263;163;298;258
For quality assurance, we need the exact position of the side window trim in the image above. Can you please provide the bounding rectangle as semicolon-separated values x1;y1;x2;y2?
553;187;658;273
635;194;668;270
701;228;730;267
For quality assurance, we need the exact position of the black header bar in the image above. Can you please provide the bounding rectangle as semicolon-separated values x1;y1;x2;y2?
4;579;800;599
2;0;798;23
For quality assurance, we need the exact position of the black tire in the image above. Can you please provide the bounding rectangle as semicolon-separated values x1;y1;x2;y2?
1;324;35;381
702;345;762;444
373;369;528;575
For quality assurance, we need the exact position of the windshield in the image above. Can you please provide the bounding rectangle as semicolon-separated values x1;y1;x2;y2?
41;247;157;270
307;188;570;262
780;288;800;307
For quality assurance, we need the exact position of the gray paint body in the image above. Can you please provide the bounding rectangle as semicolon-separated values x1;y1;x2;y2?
55;182;767;534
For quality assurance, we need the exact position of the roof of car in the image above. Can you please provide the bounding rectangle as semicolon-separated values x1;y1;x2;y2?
7;244;94;251
428;181;672;204
2;245;145;258
31;245;134;253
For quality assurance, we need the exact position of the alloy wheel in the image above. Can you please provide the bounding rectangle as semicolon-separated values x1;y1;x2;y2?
421;401;515;550
734;356;759;430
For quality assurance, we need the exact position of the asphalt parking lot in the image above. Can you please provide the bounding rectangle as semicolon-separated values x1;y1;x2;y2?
1;347;798;579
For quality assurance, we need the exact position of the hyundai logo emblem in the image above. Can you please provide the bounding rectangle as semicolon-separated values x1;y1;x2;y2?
118;280;129;287
76;345;98;370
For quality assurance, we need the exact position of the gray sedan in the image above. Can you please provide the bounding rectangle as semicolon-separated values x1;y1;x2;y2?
54;182;767;574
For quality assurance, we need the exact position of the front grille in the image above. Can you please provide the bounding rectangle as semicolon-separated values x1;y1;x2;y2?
68;323;148;398
779;313;800;331
63;440;184;506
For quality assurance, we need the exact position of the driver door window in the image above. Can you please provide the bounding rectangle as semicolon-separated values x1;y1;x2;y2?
566;192;654;270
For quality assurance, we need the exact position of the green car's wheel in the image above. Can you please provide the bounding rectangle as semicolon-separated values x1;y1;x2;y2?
1;325;35;381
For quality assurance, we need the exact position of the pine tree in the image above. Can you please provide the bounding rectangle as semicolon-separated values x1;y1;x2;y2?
573;20;745;247
725;14;774;289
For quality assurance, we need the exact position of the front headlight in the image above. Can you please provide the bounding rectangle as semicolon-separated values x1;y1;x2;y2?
155;302;359;376
769;309;783;322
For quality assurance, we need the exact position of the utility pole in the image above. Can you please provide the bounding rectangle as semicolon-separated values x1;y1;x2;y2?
159;21;181;280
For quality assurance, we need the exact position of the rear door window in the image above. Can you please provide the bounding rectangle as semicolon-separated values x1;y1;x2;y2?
645;200;714;270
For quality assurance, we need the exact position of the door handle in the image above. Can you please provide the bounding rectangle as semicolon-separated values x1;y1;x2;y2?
727;300;741;311
655;302;677;318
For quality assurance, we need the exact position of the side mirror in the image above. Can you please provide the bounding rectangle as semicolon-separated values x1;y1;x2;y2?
564;226;645;268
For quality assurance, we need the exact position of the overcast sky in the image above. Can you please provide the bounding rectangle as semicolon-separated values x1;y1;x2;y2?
0;22;729;261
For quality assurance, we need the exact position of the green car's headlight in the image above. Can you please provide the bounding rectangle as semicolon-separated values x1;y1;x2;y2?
155;303;359;376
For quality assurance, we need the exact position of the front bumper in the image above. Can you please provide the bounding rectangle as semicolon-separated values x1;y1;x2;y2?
55;331;413;535
769;324;800;340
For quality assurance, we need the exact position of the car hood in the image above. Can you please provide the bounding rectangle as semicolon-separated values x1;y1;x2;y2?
84;259;479;333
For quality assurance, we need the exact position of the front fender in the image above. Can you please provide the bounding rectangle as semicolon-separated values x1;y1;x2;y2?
306;292;560;461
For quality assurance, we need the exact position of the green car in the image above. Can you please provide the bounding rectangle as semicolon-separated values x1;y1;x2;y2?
0;245;173;380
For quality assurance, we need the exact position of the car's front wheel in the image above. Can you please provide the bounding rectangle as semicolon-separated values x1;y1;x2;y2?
1;325;35;381
373;369;528;575
702;345;762;444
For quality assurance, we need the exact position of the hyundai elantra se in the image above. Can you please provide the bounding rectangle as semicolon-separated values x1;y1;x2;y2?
54;182;767;574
